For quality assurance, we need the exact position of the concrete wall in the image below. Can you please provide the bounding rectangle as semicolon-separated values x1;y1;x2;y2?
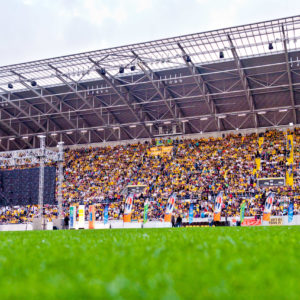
0;224;33;231
1;215;298;231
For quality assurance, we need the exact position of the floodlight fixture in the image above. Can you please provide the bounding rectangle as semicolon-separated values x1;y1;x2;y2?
185;55;192;63
268;42;274;50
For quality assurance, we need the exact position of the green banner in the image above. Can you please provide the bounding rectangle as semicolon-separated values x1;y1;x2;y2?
143;202;149;224
240;202;246;223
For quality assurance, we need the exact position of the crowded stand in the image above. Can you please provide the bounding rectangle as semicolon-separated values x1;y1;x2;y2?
257;130;287;178
0;128;299;225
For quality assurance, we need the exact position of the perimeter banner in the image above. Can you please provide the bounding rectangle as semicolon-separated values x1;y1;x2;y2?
123;194;134;223
263;193;274;221
78;205;85;229
242;218;262;226
288;203;294;223
104;205;109;225
269;217;283;226
164;194;176;222
189;203;194;224
213;192;223;221
69;206;76;229
88;205;95;229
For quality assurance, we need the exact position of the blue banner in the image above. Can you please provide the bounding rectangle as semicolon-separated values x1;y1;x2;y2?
104;205;109;225
189;203;194;224
69;206;76;229
288;203;294;223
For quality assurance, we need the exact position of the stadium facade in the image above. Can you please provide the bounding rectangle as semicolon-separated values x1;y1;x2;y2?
0;15;300;150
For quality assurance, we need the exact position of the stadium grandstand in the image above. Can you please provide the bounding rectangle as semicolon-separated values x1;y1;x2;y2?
1;15;300;228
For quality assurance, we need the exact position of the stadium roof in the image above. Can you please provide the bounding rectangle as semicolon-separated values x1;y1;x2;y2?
1;15;300;150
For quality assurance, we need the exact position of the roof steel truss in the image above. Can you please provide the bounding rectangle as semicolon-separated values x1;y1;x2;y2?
227;35;258;128
0;16;300;149
281;25;297;124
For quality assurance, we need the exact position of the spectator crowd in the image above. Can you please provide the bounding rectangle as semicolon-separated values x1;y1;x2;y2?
1;128;300;224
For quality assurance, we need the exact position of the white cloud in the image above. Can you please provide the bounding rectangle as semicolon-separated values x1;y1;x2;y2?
48;0;129;26
22;0;35;5
0;0;299;66
135;0;152;12
195;0;209;3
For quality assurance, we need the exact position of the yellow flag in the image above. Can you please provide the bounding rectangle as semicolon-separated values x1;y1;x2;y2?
258;137;264;149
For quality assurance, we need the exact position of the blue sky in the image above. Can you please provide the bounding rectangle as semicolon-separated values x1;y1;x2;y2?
0;0;299;66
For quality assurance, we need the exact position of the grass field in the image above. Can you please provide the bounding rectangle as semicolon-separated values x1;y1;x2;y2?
0;226;299;300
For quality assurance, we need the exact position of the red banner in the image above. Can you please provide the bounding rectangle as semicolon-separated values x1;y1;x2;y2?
242;218;261;226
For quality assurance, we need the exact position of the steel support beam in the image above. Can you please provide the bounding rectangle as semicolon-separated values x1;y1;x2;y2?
0;95;33;148
0;119;31;148
92;74;157;138
88;57;153;138
177;43;220;130
1;88;74;146
227;35;258;128
0;93;50;136
12;70;89;143
281;25;297;125
178;43;217;114
98;72;153;138
93;95;134;140
132;51;182;122
131;50;194;133
48;64;119;140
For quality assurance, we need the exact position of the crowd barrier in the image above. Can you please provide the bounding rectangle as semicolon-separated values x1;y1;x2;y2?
0;215;298;232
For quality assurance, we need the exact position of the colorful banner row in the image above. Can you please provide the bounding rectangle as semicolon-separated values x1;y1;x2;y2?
68;192;294;228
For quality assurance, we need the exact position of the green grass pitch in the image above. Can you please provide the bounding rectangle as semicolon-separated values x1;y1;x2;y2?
0;226;299;299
